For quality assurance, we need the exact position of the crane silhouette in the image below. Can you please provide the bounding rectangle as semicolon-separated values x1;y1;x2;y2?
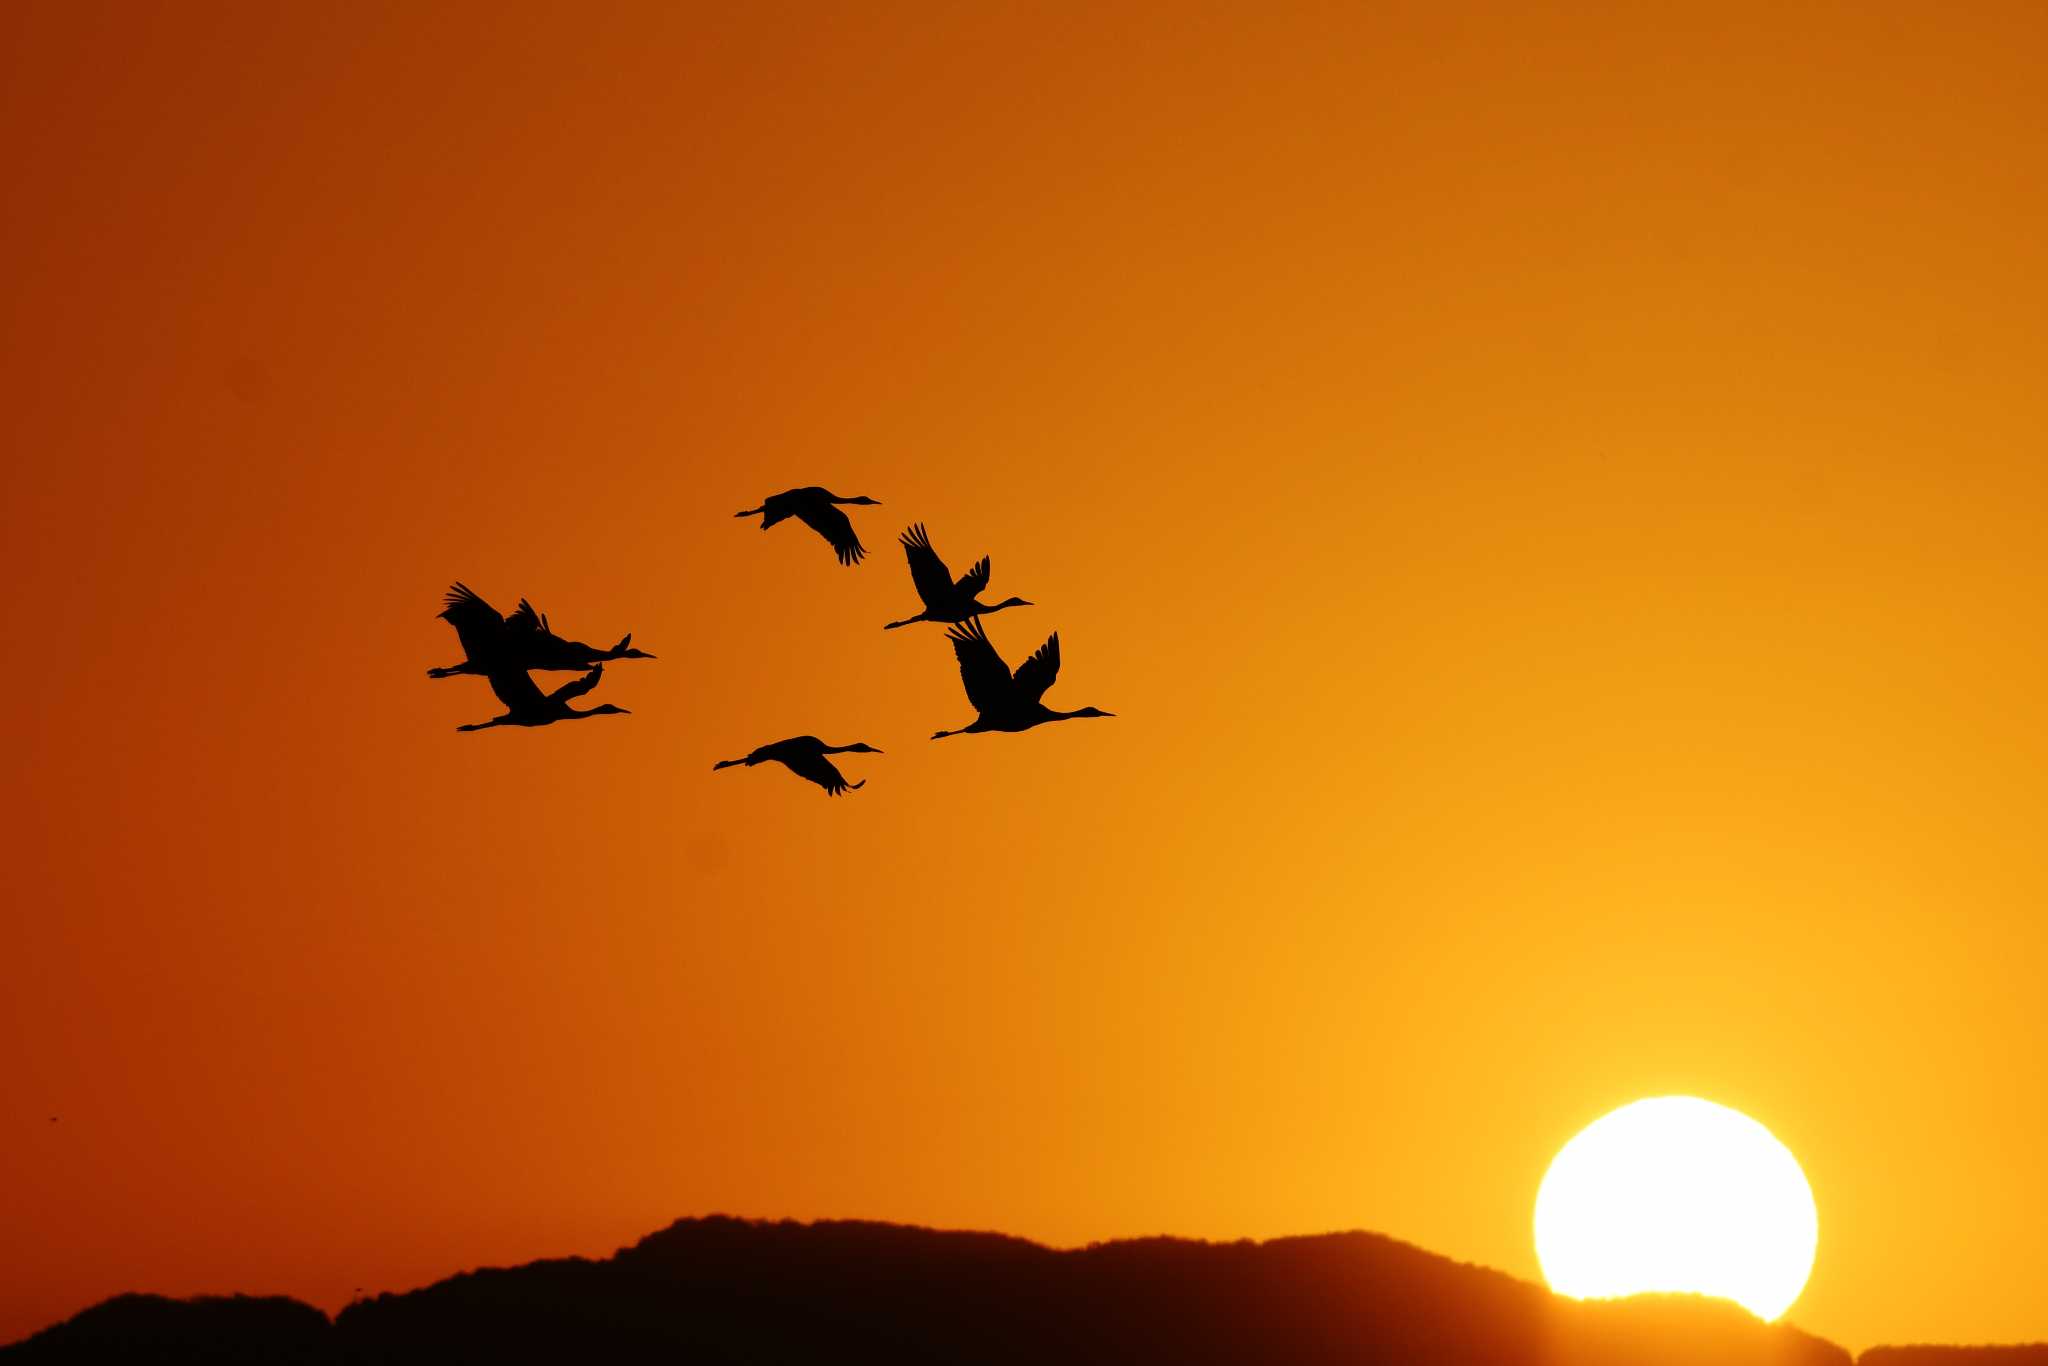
455;663;630;732
713;736;881;795
882;523;1033;629
431;583;654;677
734;487;881;565
930;617;1114;739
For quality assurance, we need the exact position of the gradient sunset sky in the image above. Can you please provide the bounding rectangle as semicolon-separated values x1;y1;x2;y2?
6;1;2048;1351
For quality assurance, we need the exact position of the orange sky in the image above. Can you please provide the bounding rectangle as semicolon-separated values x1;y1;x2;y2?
5;1;2048;1351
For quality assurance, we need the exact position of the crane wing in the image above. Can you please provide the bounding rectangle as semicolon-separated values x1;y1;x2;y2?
481;663;547;715
900;523;954;609
506;599;547;637
1011;632;1061;704
952;556;991;599
438;583;506;663
547;664;604;704
781;749;858;795
945;617;1013;715
796;500;866;565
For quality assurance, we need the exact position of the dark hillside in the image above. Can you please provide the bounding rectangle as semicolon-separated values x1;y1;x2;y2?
0;1215;1865;1365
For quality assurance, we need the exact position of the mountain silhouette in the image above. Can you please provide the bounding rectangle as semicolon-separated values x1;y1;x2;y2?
2;1293;330;1364
0;1216;2030;1364
1861;1353;2048;1365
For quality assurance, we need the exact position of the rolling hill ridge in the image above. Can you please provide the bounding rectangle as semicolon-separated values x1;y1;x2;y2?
3;1216;2035;1364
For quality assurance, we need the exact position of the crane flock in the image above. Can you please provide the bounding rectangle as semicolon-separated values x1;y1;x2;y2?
429;485;1114;794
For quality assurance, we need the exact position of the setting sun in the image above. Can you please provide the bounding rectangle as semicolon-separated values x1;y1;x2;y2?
1534;1097;1819;1322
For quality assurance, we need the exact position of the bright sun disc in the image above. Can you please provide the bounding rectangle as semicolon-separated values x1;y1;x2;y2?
1534;1096;1818;1321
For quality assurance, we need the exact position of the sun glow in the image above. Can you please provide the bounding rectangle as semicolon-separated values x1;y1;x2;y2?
1534;1096;1818;1322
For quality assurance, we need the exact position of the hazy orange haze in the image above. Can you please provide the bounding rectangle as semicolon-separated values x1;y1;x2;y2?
5;1;2048;1351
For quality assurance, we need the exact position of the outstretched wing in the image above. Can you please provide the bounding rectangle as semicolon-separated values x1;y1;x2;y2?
952;556;991;599
945;617;1013;715
900;523;954;609
781;750;861;796
480;664;546;715
438;583;506;664
1011;632;1061;704
547;664;604;704
506;599;547;637
796;500;865;565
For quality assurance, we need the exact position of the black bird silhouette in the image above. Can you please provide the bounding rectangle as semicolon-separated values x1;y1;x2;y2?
456;663;630;732
931;617;1114;739
734;487;881;565
431;584;653;678
712;736;881;795
882;523;1033;630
